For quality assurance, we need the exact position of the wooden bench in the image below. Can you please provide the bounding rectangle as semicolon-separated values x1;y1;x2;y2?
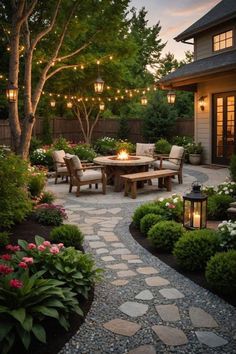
121;169;178;199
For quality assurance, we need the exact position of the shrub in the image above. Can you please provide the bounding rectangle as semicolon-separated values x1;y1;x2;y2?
230;154;236;181
148;221;185;252
132;203;163;228
30;148;54;170
157;195;183;222
33;204;67;226
52;137;73;153
171;135;193;147
217;181;236;196
73;144;96;162
207;194;234;220
28;171;46;197
115;140;135;154
173;229;220;271
155;138;171;154
38;191;55;204
50;224;84;249
0;232;10;248
93;137;117;155
0;153;32;229
217;220;236;250
29;136;43;154
140;214;163;235
205;250;236;295
186;142;203;154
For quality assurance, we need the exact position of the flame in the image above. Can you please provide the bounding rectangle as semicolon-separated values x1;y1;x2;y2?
117;149;129;160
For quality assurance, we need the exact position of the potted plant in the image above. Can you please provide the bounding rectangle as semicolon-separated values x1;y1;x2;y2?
187;142;203;165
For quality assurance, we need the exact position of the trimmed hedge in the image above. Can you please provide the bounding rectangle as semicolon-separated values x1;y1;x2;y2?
207;194;234;220
140;214;163;236
132;203;163;228
50;224;84;249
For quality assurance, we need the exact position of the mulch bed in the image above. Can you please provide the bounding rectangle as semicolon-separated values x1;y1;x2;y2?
129;222;236;308
2;218;94;354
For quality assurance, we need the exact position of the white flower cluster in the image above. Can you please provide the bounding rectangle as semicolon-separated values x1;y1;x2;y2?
218;220;236;235
218;181;236;195
31;148;47;161
100;137;116;142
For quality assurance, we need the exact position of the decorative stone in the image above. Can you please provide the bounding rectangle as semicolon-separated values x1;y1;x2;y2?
102;235;119;242
155;305;180;322
103;319;141;337
89;241;106;249
145;276;170;287
135;290;153;301
101;256;116;262
119;301;149;317
122;254;140;260
111;242;126;248
152;325;188;346
96;248;109;255
159;288;184;299
189;307;218;328
128;259;143;264
98;231;117;237
106;263;129;270
111;279;129;286
84;235;100;241
117;270;136;278
137;267;159;275
127;345;156;354
111;248;131;255
195;331;228;348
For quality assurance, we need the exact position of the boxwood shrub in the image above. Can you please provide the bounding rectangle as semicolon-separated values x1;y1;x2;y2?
140;214;163;236
207;194;234;220
173;229;220;271
50;224;84;249
205;250;236;294
132;203;163;228
148;220;185;252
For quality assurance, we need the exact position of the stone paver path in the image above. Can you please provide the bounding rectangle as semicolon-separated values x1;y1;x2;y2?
48;167;236;354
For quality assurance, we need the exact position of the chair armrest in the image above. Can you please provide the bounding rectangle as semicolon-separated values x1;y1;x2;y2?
55;160;66;166
75;165;104;172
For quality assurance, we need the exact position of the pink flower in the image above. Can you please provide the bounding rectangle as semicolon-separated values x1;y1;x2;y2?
0;264;14;274
22;257;34;264
9;279;23;289
28;243;36;250
1;254;11;261
6;244;20;252
18;262;28;269
168;203;176;209
58;243;64;249
38;245;46;252
50;246;59;254
43;241;51;247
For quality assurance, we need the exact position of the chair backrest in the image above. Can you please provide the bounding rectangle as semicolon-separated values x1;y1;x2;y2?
64;157;73;178
52;150;66;170
70;155;83;178
136;143;155;156
169;145;185;166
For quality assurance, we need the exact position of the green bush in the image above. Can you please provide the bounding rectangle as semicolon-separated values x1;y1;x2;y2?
140;214;163;235
30;148;54;170
39;191;55;204
171;135;193;147
52;137;73;153
115;140;135;154
207;194;234;220
205;250;236;295
50;224;84;249
132;203;163;228
155;138;171;154
230;154;236;182
0;153;32;229
173;229;220;271
148;220;185;252
0;231;10;248
33;204;67;226
28;172;46;197
73;144;96;162
29;136;43;155
93;137;117;155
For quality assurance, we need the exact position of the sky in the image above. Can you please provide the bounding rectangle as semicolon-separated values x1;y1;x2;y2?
130;0;222;59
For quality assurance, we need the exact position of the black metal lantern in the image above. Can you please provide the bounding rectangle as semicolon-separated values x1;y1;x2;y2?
167;90;176;104
94;76;104;94
183;181;208;229
6;83;18;102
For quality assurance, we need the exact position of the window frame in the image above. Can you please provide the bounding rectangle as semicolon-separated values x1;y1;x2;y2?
212;29;233;53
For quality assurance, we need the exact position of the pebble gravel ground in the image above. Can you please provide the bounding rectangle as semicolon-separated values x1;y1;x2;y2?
46;166;236;354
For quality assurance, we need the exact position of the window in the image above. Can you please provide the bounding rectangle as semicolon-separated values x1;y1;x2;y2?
213;30;233;51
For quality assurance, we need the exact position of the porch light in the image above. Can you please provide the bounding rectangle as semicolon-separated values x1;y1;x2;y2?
6;83;18;102
94;76;104;94
183;181;208;230
67;101;73;109
199;96;207;111
50;99;56;108
167;90;176;104
141;96;148;106
99;102;105;111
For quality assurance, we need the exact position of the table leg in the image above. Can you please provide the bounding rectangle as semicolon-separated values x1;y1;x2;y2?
158;177;164;188
165;176;172;191
131;182;137;199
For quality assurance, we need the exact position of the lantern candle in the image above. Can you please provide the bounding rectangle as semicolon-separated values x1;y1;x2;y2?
193;212;200;228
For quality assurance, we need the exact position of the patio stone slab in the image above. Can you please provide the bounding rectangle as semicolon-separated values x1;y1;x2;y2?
96;248;109;254
136;267;159;275
159;288;184;299
89;241;106;249
84;235;100;241
152;325;188;346
119;301;149;317
145;276;170;287
101;256;116;262
110;242;126;248
128;259;143;264
195;331;228;347
102;235;119;242
109;208;122;214
98;231;117;237
106;263;129;270
127;345;156;354
111;279;129;286
87;209;107;215
135;290;153;301
189;307;218;328
155;304;180;322
111;248;131;255
117;270;136;278
122;254;140;260
103;319;141;336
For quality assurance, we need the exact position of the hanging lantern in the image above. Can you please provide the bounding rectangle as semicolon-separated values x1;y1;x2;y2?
183;181;208;230
50;99;56;108
141;96;148;106
167;90;176;104
67;101;73;109
94;76;104;94
99;102;105;111
6;83;18;102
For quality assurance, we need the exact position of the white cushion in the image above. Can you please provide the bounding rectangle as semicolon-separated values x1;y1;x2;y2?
169;145;184;165
153;160;180;171
80;169;102;182
57;166;68;173
136;143;155;156
53;150;65;165
65;153;74;158
71;156;83;177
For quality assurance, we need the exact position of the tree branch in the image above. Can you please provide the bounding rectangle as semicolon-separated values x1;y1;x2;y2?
17;0;38;26
45;63;82;80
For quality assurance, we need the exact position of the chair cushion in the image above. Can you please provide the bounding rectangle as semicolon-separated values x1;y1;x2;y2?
57;166;68;173
71;156;83;177
136;143;155;156
53;150;66;165
153;160;180;171
65;153;74;158
80;169;102;182
169;145;184;165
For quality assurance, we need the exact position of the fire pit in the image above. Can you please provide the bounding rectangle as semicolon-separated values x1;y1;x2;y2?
109;150;140;161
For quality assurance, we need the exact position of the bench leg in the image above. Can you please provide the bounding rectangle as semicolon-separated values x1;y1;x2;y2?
158;177;164;188
165;176;172;191
131;182;137;199
124;180;129;196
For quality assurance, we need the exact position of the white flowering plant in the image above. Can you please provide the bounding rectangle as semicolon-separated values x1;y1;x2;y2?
217;182;236;196
218;220;236;250
157;194;183;222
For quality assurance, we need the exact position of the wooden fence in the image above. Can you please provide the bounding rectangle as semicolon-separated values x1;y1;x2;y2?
0;117;194;146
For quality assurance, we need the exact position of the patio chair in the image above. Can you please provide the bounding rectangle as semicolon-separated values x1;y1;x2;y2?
153;145;185;184
67;155;107;197
136;143;155;157
52;150;71;184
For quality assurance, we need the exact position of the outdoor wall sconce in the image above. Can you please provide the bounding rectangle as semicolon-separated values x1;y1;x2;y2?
6;83;18;102
67;101;73;109
141;96;148;106
99;102;105;111
199;96;207;111
167;90;176;104
183;181;208;230
50;99;56;108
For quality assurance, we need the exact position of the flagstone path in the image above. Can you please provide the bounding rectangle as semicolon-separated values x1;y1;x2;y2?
46;166;236;354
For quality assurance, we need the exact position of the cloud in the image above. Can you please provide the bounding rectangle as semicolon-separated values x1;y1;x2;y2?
166;0;220;17
161;20;191;37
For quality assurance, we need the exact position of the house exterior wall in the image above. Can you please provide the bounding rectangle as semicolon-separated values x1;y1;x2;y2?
195;74;236;164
